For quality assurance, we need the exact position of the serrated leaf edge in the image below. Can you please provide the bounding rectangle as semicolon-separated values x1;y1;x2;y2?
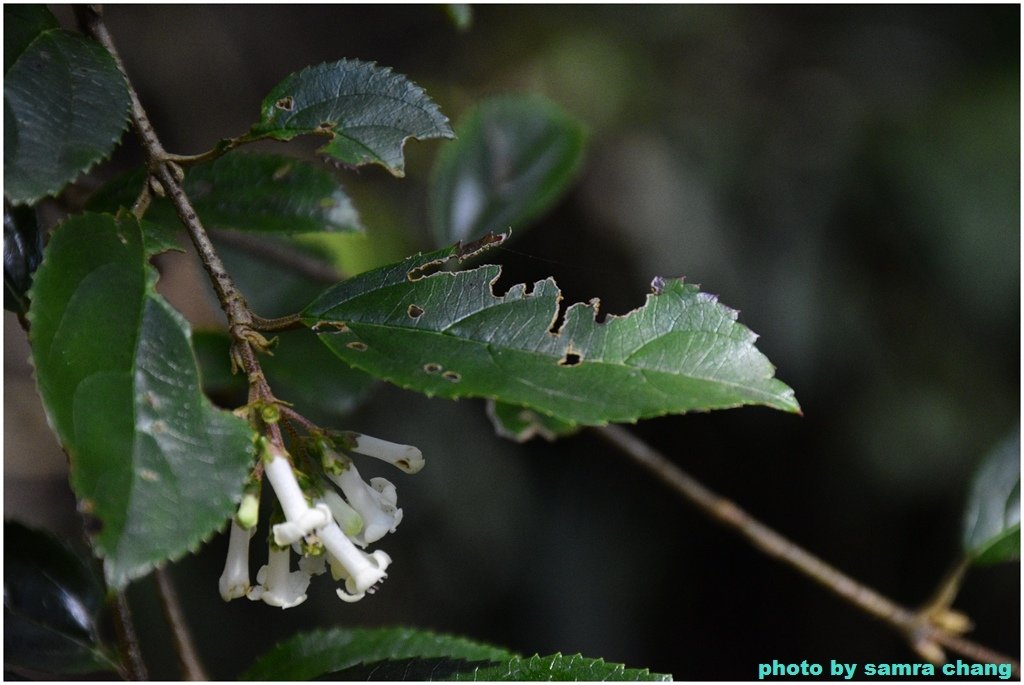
246;58;454;176
5;29;131;205
305;234;800;423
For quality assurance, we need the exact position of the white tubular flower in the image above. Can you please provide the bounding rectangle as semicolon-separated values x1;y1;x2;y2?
320;490;364;538
272;503;331;547
262;447;331;546
349;433;425;474
247;545;311;609
218;521;253;601
327;463;402;545
263;451;313;522
318;521;391;601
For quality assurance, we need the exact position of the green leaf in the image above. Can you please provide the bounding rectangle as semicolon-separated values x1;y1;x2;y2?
4;29;130;204
4;5;58;73
467;654;670;681
332;654;671;681
88;152;362;234
244;59;454;176
487;400;580;442
4;203;43;313
4;521;120;676
430;95;586;245
962;429;1020;565
301;235;799;425
242;627;515;681
27;212;255;587
140;219;184;258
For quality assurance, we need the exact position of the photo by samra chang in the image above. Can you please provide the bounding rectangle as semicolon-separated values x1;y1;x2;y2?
862;661;1014;680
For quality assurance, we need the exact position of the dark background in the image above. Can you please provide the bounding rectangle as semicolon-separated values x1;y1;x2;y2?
5;5;1019;680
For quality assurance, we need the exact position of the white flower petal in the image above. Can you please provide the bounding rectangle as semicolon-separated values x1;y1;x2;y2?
218;522;253;601
350;434;425;474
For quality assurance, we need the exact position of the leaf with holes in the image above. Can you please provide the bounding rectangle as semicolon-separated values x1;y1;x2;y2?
4;28;130;204
88;152;362;235
430;95;586;245
963;430;1020;565
242;627;514;681
4;521;121;676
27;213;255;588
302;234;799;425
242;59;453;176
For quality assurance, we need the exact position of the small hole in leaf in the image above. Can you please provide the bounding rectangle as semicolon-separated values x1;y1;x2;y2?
317;121;336;132
442;371;461;382
408;304;424;318
275;96;294;111
423;362;442;374
346;341;368;351
559;353;582;367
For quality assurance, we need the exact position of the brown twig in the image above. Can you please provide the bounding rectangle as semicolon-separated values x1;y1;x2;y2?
80;7;278;414
595;425;1019;676
110;590;148;681
154;568;209;680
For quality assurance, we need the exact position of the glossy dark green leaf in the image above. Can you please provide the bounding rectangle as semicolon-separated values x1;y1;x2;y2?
3;521;120;675
27;213;255;587
4;203;43;313
193;329;376;421
4;5;58;73
331;654;671;681
430;95;585;245
963;430;1020;565
244;59;454;176
487;400;579;442
302;235;799;425
242;627;514;681
88;152;362;234
4;29;130;204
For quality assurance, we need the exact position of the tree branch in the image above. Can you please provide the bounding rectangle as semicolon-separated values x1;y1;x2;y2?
154;568;209;681
595;425;1019;676
110;590;148;681
79;7;282;428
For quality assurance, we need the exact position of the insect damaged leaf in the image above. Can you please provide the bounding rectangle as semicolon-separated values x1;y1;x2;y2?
243;59;454;176
302;234;799;426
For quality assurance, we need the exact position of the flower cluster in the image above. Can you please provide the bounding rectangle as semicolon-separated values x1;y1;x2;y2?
218;432;423;609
